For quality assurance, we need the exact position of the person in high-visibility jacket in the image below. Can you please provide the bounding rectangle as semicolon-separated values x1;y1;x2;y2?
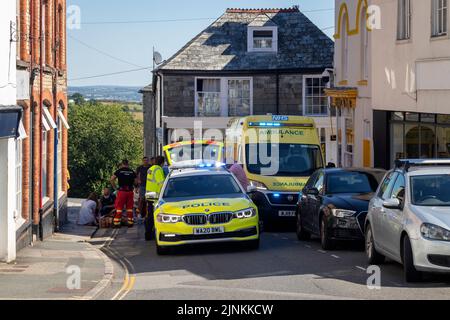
144;156;166;241
146;156;166;195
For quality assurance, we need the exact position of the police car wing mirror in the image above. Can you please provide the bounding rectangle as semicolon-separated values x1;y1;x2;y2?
383;198;401;210
246;185;257;194
146;192;159;200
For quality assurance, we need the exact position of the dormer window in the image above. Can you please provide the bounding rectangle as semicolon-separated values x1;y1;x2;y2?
248;26;278;52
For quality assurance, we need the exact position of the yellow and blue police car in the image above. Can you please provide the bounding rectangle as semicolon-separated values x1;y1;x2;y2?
146;161;260;255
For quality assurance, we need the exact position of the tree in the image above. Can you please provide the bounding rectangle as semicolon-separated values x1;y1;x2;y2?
68;101;144;198
70;93;85;105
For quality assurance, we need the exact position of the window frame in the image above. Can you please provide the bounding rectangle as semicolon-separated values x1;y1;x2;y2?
194;76;253;117
41;106;55;203
247;26;278;53
341;13;349;81
42;129;48;201
379;172;399;200
14;138;23;222
57;110;63;195
391;173;406;203
302;75;330;117
397;0;412;40
313;172;325;194
361;6;370;80
432;0;448;37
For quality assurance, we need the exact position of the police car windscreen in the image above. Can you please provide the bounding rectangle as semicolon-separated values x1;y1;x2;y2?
169;144;220;163
163;175;242;198
245;143;323;177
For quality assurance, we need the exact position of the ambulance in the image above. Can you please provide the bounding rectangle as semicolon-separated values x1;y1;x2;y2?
226;115;324;227
163;140;224;166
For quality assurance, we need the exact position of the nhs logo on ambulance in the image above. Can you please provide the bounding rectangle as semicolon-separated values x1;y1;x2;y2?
272;115;289;121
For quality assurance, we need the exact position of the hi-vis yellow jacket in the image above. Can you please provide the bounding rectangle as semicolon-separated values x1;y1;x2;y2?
146;165;165;195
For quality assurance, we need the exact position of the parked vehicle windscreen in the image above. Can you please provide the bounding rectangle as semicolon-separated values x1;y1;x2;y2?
326;171;379;194
163;174;242;199
168;144;221;163
245;143;323;177
411;175;450;206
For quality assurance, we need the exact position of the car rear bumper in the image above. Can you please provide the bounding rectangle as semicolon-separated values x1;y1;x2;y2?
411;238;450;273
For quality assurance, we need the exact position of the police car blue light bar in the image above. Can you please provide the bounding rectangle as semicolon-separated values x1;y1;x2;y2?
170;160;226;170
248;122;312;128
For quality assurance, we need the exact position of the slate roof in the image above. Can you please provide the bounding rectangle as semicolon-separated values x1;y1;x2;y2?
158;7;334;72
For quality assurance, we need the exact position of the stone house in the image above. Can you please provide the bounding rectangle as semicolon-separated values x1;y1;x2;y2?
145;7;336;163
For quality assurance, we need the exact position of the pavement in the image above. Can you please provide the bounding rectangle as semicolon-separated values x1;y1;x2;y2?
99;223;450;300
0;199;119;300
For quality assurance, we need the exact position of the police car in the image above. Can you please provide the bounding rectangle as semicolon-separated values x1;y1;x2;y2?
146;161;260;255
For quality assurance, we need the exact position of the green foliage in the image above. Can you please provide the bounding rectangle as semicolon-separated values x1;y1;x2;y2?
70;93;85;105
68;101;143;198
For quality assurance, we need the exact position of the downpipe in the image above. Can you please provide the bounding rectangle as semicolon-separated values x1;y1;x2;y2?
38;208;43;241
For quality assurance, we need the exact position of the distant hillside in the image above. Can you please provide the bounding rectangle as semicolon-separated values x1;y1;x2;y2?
68;86;143;103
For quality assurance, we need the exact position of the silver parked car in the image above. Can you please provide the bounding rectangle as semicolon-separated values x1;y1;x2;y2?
365;159;450;282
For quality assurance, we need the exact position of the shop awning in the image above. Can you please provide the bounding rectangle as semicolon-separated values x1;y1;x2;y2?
0;106;22;139
57;108;70;129
17;120;27;140
42;107;57;132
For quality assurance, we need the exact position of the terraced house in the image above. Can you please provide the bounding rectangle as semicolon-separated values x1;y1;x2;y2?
0;0;69;262
147;7;336;163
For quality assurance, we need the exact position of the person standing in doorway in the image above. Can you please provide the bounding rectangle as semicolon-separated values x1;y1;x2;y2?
110;160;137;228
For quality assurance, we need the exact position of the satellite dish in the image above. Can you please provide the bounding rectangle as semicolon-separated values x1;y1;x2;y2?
153;51;163;65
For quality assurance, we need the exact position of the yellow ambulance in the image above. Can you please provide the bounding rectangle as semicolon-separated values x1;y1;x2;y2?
226;115;324;227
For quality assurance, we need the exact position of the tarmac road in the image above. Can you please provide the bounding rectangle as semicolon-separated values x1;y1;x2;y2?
99;224;450;300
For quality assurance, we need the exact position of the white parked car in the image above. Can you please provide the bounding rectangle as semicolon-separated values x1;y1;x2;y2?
365;159;450;282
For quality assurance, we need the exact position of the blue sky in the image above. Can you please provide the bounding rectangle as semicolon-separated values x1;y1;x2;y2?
67;0;334;87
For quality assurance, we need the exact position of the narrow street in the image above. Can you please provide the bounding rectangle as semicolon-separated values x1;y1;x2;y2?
98;224;450;300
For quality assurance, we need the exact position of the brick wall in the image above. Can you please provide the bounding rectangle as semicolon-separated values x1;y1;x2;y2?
17;0;68;240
